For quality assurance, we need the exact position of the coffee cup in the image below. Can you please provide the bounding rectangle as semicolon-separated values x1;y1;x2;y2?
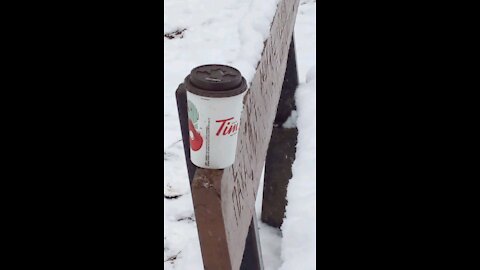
185;65;247;169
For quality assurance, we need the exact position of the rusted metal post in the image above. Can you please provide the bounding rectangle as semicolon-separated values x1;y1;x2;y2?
262;36;299;228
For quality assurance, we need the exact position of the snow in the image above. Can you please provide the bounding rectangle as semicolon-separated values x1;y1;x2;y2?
279;68;316;270
282;110;298;128
164;0;316;269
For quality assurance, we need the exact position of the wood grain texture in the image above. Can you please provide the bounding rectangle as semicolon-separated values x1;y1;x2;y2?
189;0;300;269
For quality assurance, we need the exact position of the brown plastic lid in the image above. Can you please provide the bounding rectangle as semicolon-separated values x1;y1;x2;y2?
185;65;247;98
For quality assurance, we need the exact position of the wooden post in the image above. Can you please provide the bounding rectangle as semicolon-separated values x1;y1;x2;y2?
177;76;265;270
274;37;299;125
262;37;299;228
240;215;264;270
174;0;300;269
175;83;197;183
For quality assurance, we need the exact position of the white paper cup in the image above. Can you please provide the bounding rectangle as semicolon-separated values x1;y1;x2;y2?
185;65;248;169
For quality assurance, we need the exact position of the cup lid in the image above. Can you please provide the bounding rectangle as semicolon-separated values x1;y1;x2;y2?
185;65;247;98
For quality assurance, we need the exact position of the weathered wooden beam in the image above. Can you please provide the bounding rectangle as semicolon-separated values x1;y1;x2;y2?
262;36;299;228
240;215;264;270
175;83;197;183
191;169;231;269
222;2;301;266
185;1;301;269
274;37;299;126
262;127;298;228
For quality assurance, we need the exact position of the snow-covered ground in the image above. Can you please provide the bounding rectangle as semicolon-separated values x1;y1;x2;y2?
164;0;316;269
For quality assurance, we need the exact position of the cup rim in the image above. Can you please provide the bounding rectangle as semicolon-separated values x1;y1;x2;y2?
185;75;248;98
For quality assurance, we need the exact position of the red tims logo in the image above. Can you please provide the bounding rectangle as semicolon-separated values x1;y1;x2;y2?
216;117;239;136
187;100;203;152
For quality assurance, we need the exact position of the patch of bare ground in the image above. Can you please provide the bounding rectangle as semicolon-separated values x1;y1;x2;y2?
164;29;187;39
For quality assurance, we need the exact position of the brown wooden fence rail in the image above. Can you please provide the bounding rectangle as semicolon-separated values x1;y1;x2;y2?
175;0;300;269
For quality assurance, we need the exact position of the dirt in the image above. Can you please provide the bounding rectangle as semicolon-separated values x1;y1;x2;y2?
164;29;187;39
164;194;182;200
164;251;182;264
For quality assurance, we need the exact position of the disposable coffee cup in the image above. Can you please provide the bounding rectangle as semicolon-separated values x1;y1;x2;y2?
185;65;248;169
